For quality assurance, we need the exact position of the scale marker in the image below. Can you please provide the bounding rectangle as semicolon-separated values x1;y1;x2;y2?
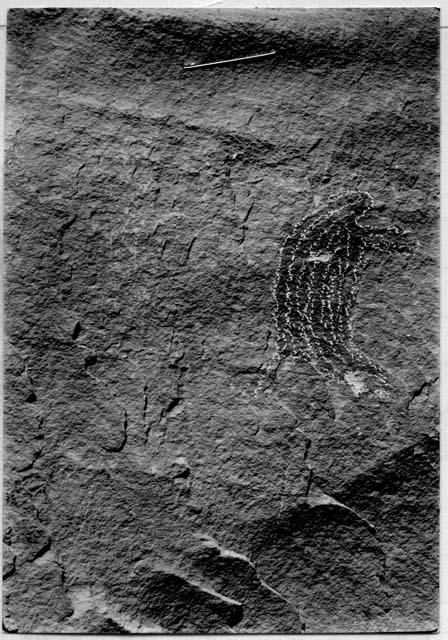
183;50;276;70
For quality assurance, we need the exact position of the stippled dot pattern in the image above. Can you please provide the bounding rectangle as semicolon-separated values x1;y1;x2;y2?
273;190;415;385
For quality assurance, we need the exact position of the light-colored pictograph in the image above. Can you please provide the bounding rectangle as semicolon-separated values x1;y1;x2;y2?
274;191;416;389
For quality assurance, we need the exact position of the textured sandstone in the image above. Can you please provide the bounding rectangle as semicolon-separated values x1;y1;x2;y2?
4;8;438;632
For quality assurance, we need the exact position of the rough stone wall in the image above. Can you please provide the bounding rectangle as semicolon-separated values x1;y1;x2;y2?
4;8;438;633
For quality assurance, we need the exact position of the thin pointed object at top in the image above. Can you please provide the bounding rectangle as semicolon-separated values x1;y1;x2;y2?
183;50;276;70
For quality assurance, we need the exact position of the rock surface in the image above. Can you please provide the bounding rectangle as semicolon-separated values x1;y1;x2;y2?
4;8;438;633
